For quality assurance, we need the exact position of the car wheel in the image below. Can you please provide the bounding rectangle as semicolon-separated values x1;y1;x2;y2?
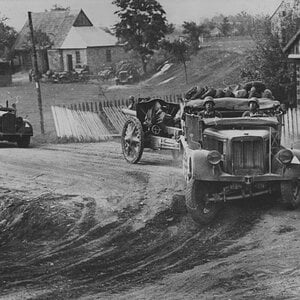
121;117;144;164
185;179;221;224
280;180;300;209
17;136;30;148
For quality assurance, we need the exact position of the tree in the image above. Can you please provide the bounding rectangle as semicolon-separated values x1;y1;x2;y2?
50;4;70;11
112;0;169;74
0;16;17;59
182;21;209;51
25;29;53;50
241;16;293;103
219;17;231;36
160;39;191;83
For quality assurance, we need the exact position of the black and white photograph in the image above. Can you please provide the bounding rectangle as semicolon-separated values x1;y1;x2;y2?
0;0;300;299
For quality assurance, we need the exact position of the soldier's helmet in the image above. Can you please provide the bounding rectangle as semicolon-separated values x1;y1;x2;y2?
203;96;215;107
248;97;259;107
262;89;274;99
129;95;134;101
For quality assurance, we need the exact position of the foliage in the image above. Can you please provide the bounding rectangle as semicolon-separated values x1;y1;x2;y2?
218;17;231;36
25;29;53;50
50;4;70;11
112;0;169;74
241;16;293;102
160;38;191;83
0;16;17;59
202;11;255;37
182;21;209;51
233;11;254;36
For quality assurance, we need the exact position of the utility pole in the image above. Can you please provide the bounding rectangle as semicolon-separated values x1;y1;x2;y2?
28;11;45;134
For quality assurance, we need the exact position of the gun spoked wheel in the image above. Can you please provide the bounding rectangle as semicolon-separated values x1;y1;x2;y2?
281;180;300;209
185;179;221;224
121;117;144;164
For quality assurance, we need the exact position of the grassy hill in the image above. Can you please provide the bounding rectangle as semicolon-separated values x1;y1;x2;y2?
109;36;254;98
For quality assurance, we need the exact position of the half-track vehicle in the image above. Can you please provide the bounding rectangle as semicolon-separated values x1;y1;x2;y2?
0;101;33;147
121;98;182;163
181;97;300;224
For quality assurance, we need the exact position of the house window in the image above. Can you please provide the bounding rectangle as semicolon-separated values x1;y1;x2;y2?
106;49;112;62
75;51;81;64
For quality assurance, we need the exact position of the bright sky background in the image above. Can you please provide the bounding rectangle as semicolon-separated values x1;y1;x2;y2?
0;0;282;30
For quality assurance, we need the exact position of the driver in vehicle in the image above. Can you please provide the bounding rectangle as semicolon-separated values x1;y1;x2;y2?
199;96;222;118
242;98;262;117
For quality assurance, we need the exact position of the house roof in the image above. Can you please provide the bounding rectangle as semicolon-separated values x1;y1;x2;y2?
60;26;118;49
283;28;300;53
270;0;285;20
13;9;94;50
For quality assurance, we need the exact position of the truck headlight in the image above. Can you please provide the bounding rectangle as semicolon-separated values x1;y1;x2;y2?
278;149;293;164
207;150;222;165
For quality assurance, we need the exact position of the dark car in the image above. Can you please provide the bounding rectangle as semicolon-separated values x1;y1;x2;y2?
181;97;300;224
115;71;134;85
0;101;33;147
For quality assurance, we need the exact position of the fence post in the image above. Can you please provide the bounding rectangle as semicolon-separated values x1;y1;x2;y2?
90;102;94;112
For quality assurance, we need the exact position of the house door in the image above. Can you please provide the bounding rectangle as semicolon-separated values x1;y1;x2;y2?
67;54;73;71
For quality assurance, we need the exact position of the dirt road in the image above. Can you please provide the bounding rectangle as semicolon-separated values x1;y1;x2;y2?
0;141;300;299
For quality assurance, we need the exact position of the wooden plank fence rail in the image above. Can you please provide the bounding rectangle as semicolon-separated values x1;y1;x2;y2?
51;106;112;142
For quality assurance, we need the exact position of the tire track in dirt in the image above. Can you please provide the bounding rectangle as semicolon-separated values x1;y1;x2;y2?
0;141;279;300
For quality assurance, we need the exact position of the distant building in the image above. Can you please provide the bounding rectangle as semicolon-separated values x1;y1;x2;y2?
283;30;300;104
13;9;129;74
209;27;222;38
270;0;300;45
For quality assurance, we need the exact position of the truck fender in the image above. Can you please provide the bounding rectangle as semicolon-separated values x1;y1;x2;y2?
186;149;217;181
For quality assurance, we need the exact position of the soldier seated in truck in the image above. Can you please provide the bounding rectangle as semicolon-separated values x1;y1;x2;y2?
198;96;222;118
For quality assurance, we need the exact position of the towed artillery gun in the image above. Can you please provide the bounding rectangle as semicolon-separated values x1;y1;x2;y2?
181;97;300;224
121;98;182;163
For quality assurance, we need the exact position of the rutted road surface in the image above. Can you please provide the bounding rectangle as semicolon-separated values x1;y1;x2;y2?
0;141;300;299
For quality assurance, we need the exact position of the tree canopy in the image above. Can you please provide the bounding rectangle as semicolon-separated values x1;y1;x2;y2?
241;16;293;103
25;29;53;50
112;0;169;73
182;21;209;51
0;16;17;59
160;38;191;83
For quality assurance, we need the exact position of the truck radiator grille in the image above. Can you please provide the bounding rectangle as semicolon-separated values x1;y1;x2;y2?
232;139;264;175
2;113;16;133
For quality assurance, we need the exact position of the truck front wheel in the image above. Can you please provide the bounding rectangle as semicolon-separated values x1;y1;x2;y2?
281;180;300;209
185;179;221;224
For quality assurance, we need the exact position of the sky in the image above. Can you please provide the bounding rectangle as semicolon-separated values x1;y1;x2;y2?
0;0;283;30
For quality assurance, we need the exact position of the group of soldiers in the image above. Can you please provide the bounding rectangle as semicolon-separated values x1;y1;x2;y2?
195;96;263;118
126;80;281;135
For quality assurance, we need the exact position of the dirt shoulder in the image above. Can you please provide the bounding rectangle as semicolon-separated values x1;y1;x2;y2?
0;141;300;300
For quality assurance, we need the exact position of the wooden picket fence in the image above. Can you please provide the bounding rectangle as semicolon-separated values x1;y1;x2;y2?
281;107;300;148
51;95;300;147
51;106;112;142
